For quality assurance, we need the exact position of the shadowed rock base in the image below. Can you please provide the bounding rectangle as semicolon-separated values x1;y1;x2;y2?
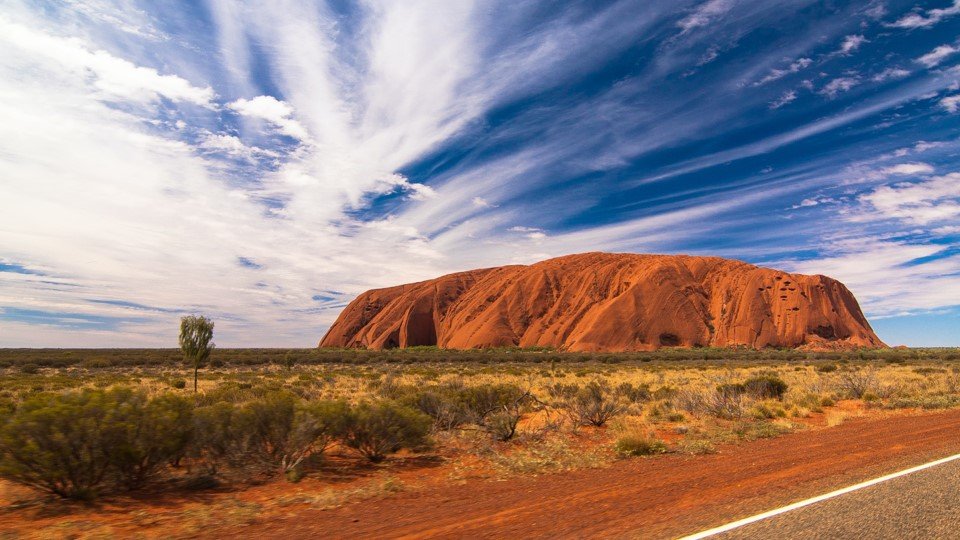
320;252;885;351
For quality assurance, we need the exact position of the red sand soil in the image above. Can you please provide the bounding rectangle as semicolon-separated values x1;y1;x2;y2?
218;408;960;540
320;252;884;351
3;406;957;539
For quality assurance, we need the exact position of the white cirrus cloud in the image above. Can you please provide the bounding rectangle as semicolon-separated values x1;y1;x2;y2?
880;162;935;175
753;57;812;86
857;172;960;225
872;67;910;82
769;90;797;109
916;44;960;68
889;1;960;29
781;236;960;317
933;225;960;235
0;16;214;107
198;132;279;162
472;197;495;208
676;0;735;34
819;76;860;98
228;95;310;141
838;34;867;55
941;94;960;113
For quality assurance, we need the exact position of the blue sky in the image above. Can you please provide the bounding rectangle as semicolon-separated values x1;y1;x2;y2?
0;0;959;347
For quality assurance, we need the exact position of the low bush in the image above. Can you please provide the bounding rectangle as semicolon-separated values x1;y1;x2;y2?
838;369;877;399
678;439;716;455
410;390;469;431
240;392;350;475
546;382;580;400
81;358;113;369
677;386;748;420
744;376;788;400
614;435;668;457
486;410;521;441
0;390;117;499
615;382;651;403
460;384;526;425
18;364;40;375
0;386;439;497
0;388;192;498
341;401;431;462
568;381;626;427
716;382;746;397
107;391;193;489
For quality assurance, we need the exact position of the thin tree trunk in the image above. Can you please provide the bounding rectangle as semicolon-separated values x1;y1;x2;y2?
194;364;198;393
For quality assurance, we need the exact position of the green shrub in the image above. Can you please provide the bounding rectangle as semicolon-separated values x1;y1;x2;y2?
107;391;193;489
716;382;746;397
191;395;349;477
170;379;187;389
18;363;40;375
615;435;668;457
191;402;248;473
615;382;651;403
411;390;469;431
242;392;349;475
459;384;526;425
342;402;431;462
81;358;113;369
0;390;115;499
744;376;788;400
0;388;191;498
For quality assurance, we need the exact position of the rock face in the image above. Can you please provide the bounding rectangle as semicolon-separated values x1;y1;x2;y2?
320;252;885;351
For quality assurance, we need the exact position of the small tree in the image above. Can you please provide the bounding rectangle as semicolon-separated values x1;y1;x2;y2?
179;315;215;393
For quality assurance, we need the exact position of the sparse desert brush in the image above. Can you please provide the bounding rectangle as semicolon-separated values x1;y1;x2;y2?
734;420;793;441
18;363;40;375
678;439;717;455
566;381;627;427
837;368;878;399
614;433;668;457
825;410;848;427
744;375;788;400
2;347;960;502
489;436;608;475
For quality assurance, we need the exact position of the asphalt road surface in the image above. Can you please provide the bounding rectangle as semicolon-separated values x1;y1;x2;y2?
712;457;960;539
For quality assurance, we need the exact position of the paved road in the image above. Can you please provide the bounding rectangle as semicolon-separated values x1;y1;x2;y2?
714;458;960;539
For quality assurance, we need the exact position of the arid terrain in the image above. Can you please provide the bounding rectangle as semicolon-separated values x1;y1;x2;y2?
322;253;885;351
1;347;959;538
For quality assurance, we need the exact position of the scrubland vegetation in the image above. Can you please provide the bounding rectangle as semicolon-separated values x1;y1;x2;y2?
1;346;959;514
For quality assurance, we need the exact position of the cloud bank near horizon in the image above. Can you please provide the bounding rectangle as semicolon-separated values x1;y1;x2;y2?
1;0;959;347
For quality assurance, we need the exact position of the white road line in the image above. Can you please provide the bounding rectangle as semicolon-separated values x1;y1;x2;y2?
679;452;960;540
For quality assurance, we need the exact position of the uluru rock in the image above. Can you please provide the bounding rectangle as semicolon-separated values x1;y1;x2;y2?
320;252;885;351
